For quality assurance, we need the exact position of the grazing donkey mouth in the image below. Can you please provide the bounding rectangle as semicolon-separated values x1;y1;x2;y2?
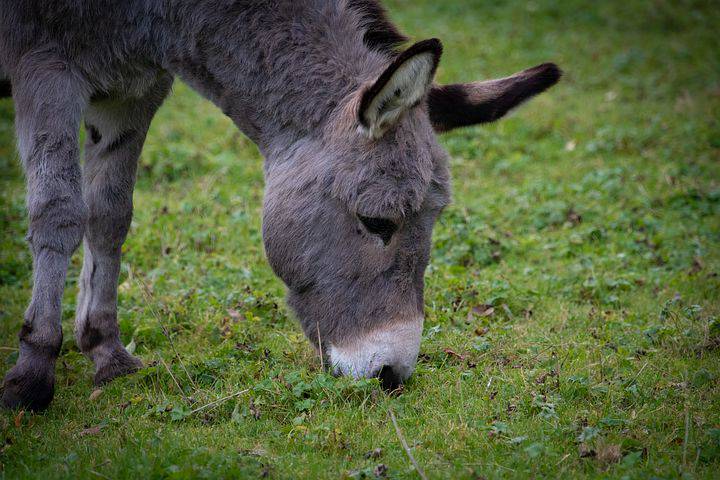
327;317;423;390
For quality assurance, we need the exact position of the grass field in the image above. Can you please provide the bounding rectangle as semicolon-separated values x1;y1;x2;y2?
1;0;719;478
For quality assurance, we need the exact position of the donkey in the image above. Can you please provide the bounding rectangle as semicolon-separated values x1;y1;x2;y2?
0;0;560;410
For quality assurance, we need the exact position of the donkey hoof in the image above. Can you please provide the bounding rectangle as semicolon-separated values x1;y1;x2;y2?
1;365;55;411
94;351;143;386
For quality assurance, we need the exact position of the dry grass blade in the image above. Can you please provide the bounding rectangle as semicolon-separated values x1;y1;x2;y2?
88;469;112;480
316;320;325;371
190;388;250;415
159;355;193;405
388;407;428;480
683;401;690;467
134;274;198;390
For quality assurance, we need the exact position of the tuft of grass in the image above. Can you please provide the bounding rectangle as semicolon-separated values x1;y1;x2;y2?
1;0;719;478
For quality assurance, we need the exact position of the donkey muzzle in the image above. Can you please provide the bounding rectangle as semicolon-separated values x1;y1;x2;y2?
328;317;423;389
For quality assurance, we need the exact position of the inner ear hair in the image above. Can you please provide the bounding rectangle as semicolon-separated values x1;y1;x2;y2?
358;38;442;138
428;62;562;132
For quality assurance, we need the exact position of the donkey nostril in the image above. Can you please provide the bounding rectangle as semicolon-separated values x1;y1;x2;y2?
376;365;402;391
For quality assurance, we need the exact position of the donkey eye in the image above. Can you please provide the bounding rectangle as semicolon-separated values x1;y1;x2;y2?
358;215;398;245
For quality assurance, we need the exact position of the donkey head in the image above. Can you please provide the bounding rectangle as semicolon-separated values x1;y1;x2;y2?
262;39;560;389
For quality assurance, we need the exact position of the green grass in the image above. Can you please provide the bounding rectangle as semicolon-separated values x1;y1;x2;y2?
1;0;719;478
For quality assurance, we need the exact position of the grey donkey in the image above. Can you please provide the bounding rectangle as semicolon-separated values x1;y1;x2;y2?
0;0;560;410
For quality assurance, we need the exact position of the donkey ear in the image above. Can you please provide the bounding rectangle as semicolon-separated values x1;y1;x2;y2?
427;63;562;132
358;39;442;138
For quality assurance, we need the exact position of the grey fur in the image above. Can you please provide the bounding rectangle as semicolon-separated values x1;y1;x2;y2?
76;75;174;385
0;0;558;409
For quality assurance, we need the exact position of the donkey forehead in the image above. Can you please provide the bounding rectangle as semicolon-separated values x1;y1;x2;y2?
328;113;450;218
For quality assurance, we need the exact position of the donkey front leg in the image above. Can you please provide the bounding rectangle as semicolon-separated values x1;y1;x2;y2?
75;77;172;385
2;53;89;410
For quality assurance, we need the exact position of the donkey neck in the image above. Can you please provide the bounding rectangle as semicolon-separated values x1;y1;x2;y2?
162;0;391;154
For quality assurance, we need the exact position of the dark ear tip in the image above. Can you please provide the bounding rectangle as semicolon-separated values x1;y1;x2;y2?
532;62;563;87
411;38;443;59
426;38;443;54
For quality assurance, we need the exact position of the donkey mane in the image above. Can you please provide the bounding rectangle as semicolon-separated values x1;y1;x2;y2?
347;0;408;55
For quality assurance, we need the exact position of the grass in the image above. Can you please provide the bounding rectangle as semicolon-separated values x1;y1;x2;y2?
1;0;719;478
